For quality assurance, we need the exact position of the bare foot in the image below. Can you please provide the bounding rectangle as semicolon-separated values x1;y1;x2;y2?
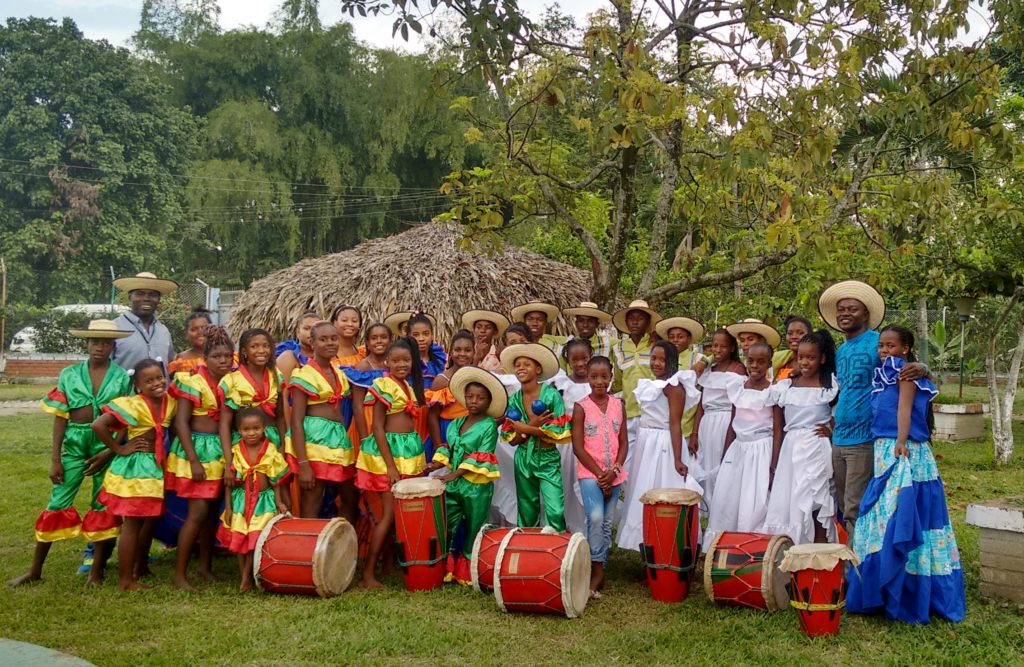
6;572;41;588
381;563;398;577
135;567;153;579
85;574;105;588
118;581;151;591
239;579;254;592
197;570;221;583
171;576;199;592
358;576;386;590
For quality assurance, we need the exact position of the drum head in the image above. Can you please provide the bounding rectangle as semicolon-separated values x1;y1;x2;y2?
393;477;445;499
762;534;794;611
779;542;858;573
470;524;499;592
311;518;358;597
639;488;702;506
562;533;592;619
252;513;287;589
702;531;724;601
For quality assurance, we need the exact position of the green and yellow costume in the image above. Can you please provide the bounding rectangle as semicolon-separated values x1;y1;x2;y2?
217;439;290;553
99;394;177;517
356;376;427;492
167;368;226;498
219;366;284;446
433;417;500;557
288;361;355;482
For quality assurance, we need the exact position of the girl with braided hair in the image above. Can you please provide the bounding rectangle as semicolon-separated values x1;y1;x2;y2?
167;324;235;590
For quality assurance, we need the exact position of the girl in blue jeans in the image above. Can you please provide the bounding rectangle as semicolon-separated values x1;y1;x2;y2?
571;356;628;599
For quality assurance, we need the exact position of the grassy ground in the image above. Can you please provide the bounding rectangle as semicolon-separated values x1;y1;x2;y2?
1;413;1023;666
0;383;47;402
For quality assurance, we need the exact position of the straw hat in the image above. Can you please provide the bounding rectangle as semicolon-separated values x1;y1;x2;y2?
562;301;612;324
612;299;662;334
461;309;510;335
499;343;560;382
510;302;559;324
818;280;886;332
384;311;437;336
69;319;133;339
726;319;781;349
449;367;508;419
655;316;706;343
113;271;178;295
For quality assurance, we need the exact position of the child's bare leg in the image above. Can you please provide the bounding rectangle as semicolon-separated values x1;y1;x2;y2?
813;510;828;544
300;480;325;519
86;539;113;586
118;518;149;591
338;479;358;526
6;542;52;587
134;517;156;579
197;508;219;581
359;492;393;589
173;499;209;590
590;562;605;593
239;552;255;591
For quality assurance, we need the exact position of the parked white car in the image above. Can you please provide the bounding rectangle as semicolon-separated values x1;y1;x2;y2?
7;304;128;354
9;327;37;353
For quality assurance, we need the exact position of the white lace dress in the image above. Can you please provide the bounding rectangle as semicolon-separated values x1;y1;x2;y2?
760;378;839;544
703;382;774;550
695;370;744;508
490;373;522;526
615;370;704;551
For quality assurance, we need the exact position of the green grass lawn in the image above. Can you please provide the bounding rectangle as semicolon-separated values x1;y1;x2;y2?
2;413;1023;666
0;382;47;402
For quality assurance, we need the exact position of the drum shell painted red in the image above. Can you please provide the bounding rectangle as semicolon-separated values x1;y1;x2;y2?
789;562;846;636
641;502;700;602
393;492;447;591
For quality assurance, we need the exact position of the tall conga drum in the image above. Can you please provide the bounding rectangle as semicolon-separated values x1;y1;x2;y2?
639;488;701;602
779;543;859;636
493;528;590;618
704;531;792;611
253;515;358;597
393;477;448;591
470;525;548;593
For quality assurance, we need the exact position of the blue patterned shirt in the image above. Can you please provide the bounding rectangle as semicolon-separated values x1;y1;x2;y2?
834;329;880;446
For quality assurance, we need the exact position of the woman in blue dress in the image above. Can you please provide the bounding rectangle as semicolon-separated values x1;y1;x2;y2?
847;325;965;624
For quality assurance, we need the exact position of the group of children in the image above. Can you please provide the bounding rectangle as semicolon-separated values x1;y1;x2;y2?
9;293;964;624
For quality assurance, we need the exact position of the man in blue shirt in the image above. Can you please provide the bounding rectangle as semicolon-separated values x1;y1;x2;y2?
820;281;926;541
110;272;177;374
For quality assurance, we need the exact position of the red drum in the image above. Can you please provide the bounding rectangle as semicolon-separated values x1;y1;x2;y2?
393;478;447;591
780;543;858;636
703;531;793;611
470;525;547;593
493;529;590;618
640;488;702;603
253;515;357;598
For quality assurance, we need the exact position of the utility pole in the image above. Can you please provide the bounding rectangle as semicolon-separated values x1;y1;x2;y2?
1;257;7;354
109;266;115;304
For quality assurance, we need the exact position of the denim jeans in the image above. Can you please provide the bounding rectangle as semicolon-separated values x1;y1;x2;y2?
579;478;620;564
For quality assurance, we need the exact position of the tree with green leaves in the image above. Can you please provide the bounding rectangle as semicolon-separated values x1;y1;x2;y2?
0;17;199;306
342;0;1018;315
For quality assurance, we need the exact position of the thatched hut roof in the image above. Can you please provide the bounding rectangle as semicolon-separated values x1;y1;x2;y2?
228;222;594;342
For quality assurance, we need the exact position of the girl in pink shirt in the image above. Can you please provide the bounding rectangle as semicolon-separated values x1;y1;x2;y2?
571;355;628;599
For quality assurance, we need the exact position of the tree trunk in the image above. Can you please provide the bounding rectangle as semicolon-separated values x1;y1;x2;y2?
987;289;1023;465
916;296;929;367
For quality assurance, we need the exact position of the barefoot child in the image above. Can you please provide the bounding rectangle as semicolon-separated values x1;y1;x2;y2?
356;337;428;588
498;343;570;531
7;320;133;588
219;408;291;591
846;326;965;623
219;329;287;470
425;367;506;585
92;358;177;591
617;341;704;552
167;308;213;374
289;321;356;521
571;355;627;598
547;338;594;534
167;325;234;590
762;331;838;544
704;342;775;549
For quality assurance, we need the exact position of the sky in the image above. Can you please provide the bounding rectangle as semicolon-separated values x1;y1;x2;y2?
0;0;606;50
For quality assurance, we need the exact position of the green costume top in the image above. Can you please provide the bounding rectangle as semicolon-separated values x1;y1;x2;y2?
612;334;654;418
41;361;133;420
499;383;571;455
433;417;500;484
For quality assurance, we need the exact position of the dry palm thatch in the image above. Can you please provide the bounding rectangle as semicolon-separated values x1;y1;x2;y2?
228;221;595;342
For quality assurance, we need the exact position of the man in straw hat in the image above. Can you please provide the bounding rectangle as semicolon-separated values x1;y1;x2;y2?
424;366;508;585
610;299;662;448
461;309;510;372
111;272;178;373
498;343;571;532
819;280;927;540
8;320;134;588
510;301;564;360
563;301;617;359
726;318;782;358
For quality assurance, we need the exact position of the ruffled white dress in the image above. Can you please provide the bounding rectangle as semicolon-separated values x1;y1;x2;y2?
490;373;522;526
696;370;744;509
703;382;774;550
616;370;704;551
760;378;839;544
544;370;591;534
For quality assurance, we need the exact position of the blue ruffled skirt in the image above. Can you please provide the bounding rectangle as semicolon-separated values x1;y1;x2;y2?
846;438;965;624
